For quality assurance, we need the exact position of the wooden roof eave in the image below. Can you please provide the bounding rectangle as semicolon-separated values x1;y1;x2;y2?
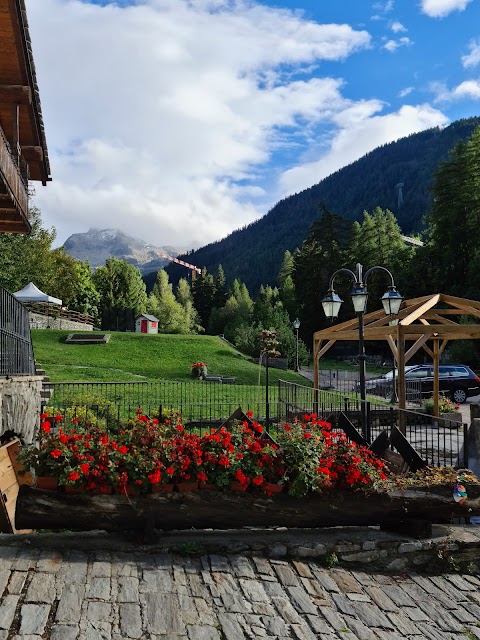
11;0;51;183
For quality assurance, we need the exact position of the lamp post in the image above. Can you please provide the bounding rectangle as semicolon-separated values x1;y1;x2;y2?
260;329;281;432
293;318;300;372
321;263;403;439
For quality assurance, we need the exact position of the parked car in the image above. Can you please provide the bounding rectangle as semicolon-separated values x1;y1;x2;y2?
358;364;480;403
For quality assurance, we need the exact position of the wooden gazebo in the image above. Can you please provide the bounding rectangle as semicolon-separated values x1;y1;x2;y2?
313;294;480;419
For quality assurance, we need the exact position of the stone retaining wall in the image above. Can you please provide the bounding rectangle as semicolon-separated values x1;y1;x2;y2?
0;376;42;443
1;524;479;574
29;311;93;331
148;524;480;574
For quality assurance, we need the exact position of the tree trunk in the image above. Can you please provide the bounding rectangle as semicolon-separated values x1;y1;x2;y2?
15;484;480;534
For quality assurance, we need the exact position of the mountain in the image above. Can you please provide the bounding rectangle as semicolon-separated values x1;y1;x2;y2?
165;116;480;293
63;228;182;274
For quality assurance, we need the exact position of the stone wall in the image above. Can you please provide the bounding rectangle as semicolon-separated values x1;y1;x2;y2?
29;312;93;331
0;376;42;444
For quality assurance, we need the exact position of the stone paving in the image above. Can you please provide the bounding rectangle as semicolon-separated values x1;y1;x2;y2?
1;540;480;639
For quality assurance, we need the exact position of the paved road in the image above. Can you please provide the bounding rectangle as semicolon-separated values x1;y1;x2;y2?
1;542;480;639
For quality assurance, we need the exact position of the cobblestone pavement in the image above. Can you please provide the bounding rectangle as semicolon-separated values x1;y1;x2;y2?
1;543;480;639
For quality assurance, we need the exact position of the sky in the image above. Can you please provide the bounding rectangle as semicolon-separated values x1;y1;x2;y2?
26;0;480;250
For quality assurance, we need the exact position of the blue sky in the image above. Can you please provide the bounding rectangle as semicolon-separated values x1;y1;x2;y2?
25;0;480;249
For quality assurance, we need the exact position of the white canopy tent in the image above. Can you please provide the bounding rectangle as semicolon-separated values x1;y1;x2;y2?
13;282;62;306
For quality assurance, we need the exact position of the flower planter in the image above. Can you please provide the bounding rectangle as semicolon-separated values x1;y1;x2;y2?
64;484;84;495
229;481;248;492
36;476;59;491
264;482;284;494
116;485;141;497
151;483;175;494
176;482;198;493
199;482;218;491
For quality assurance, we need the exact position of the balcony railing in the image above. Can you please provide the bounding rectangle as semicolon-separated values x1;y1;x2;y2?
0;124;29;233
0;285;36;376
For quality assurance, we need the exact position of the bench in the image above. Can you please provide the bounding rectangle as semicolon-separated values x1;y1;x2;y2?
203;375;236;384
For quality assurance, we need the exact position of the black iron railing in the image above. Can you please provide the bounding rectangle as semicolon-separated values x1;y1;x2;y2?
0;285;35;376
46;380;279;426
277;380;466;468
44;379;467;468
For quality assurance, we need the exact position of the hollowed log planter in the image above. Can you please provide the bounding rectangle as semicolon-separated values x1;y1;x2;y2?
15;484;480;538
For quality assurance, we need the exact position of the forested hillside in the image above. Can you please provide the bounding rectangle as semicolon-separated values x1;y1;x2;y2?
164;117;480;293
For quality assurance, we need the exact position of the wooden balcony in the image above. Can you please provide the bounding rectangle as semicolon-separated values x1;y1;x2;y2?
0;124;29;233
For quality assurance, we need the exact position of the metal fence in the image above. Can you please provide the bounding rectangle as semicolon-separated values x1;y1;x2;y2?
46;380;279;426
45;379;467;468
0;285;35;376
318;368;422;402
277;380;467;468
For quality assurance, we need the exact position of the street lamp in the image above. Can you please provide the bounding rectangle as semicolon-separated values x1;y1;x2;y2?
293;318;300;372
321;263;403;439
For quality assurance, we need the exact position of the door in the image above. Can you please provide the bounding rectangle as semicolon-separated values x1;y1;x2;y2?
141;319;148;333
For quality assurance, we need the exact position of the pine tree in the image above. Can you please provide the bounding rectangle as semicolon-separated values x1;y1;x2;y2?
191;269;215;330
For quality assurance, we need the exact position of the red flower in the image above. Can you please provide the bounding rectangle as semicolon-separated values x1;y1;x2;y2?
50;449;62;458
68;471;80;482
80;463;90;475
41;421;51;433
54;415;63;422
252;475;264;486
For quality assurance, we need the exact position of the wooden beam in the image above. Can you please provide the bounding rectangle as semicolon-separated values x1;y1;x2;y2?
397;325;406;434
404;334;431;363
21;146;43;162
441;294;480;311
386;335;397;360
423;309;467;316
421;343;434;359
0;85;31;104
433;340;439;416
439;339;448;357
318;340;336;360
397;324;480;336
400;294;440;326
426;314;458;325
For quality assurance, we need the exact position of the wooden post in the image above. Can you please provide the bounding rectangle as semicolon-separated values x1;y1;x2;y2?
313;337;319;414
397;325;406;434
433;339;440;417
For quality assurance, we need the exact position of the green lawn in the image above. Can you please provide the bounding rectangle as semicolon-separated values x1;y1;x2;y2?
31;330;307;386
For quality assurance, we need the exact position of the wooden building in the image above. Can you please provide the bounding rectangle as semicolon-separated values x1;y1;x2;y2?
135;314;159;334
0;0;50;233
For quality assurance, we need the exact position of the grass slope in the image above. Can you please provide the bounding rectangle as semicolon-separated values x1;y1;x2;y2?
32;330;308;385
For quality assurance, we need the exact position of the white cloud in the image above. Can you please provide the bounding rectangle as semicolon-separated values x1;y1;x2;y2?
399;87;414;97
373;1;395;13
383;37;413;52
462;40;480;68
27;0;372;247
420;0;473;18
391;21;407;32
279;104;448;195
432;79;480;101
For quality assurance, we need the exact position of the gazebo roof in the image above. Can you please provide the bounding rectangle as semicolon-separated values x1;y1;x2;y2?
313;293;480;417
314;293;480;347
